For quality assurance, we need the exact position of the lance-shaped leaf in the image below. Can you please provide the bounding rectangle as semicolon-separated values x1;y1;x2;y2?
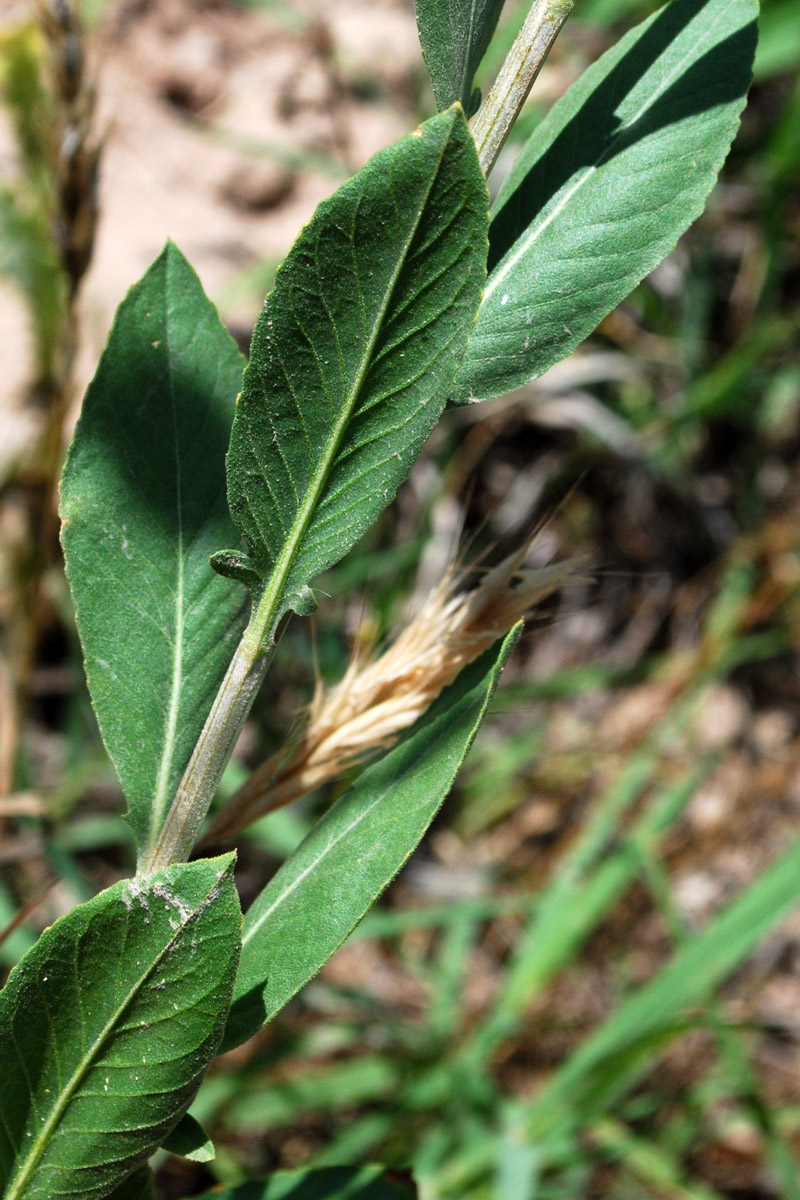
216;106;487;646
416;0;507;111
60;243;248;856
0;855;240;1200
451;0;758;404
221;627;519;1052
197;1166;417;1199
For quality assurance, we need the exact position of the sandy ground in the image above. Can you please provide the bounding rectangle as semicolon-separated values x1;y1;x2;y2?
0;0;424;466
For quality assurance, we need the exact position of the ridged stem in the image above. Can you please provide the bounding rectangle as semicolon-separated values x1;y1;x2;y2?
139;630;272;874
471;0;574;177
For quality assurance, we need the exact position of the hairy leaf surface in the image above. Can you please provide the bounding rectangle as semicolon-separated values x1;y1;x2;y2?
197;1166;416;1199
451;0;758;403
0;855;240;1200
219;107;487;645
415;0;506;110
60;243;248;857
221;628;519;1051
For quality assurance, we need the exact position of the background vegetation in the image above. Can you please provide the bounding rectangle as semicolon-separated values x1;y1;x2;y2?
1;0;799;1196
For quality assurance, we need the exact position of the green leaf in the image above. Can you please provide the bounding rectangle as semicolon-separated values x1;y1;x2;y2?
196;1165;417;1199
107;1167;156;1200
415;0;507;110
162;1112;215;1162
221;627;519;1051
221;106;487;648
451;0;758;404
0;855;240;1200
60;243;249;858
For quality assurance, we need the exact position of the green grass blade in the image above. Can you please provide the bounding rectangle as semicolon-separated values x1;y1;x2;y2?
433;839;800;1194
354;891;541;938
219;1057;400;1132
716;1031;800;1200
310;1115;396;1171
0;855;240;1200
493;759;713;1030
427;914;480;1040
451;0;758;403
494;1118;540;1200
60;243;248;857
639;841;800;1200
590;1117;726;1200
523;836;800;1149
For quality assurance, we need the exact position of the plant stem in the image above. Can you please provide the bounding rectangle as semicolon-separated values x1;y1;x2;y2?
142;514;317;870
140;9;576;873
471;0;574;177
139;629;272;874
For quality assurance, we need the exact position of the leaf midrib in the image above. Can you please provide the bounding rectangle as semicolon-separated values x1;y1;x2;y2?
246;119;455;651
4;885;212;1200
484;4;727;303
150;261;186;844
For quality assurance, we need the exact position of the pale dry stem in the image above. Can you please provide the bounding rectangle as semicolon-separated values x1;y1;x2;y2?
35;0;101;299
207;547;577;843
0;791;46;818
471;0;574;177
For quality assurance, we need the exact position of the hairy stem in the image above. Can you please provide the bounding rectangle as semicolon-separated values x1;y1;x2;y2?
471;0;574;177
140;622;272;873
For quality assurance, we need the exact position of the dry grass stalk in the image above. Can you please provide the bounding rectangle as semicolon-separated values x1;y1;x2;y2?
207;546;577;843
0;653;17;798
0;879;56;950
0;791;47;818
7;0;101;727
35;0;100;301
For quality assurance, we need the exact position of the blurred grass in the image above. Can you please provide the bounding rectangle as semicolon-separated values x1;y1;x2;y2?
0;23;66;386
